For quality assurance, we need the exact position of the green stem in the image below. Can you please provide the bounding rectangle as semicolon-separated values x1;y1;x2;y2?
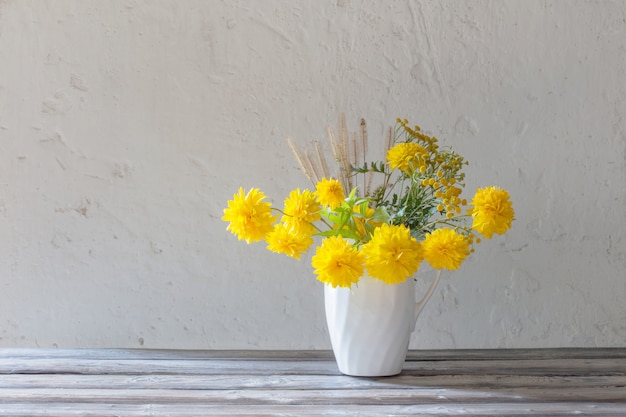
422;214;471;231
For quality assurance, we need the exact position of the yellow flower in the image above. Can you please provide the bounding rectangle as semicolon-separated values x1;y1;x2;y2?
351;205;382;239
386;142;428;173
445;186;462;199
422;228;470;270
361;224;423;284
222;187;278;244
315;178;345;209
312;236;365;288
470;186;515;238
282;188;321;235
266;223;314;260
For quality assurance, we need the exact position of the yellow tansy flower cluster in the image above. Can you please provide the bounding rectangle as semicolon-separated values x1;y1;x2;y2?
397;118;439;155
435;183;465;219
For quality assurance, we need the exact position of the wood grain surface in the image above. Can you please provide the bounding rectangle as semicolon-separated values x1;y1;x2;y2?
0;348;624;416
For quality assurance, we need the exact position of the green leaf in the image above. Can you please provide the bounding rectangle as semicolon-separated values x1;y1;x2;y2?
370;207;390;223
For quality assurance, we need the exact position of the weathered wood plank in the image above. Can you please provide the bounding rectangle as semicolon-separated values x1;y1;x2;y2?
0;402;624;417
0;358;341;375
409;348;626;361
0;348;623;416
1;348;625;361
402;358;626;376
2;372;625;390
0;386;624;404
1;357;625;377
0;349;335;361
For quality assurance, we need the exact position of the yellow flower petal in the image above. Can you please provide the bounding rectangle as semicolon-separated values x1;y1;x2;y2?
386;142;428;173
266;223;314;260
282;188;321;235
312;236;364;288
422;228;470;270
470;186;515;239
314;178;345;209
222;188;278;243
361;224;423;284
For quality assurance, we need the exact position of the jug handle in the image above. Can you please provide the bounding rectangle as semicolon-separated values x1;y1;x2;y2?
413;270;442;328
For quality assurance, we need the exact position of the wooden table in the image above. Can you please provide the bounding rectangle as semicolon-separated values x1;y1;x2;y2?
0;348;624;416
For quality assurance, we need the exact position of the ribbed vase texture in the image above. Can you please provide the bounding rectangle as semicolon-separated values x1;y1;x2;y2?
324;274;416;377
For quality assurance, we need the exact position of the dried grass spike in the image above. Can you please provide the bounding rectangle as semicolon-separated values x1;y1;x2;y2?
360;118;368;164
385;126;393;153
352;133;358;168
314;141;331;180
287;136;315;185
304;151;321;184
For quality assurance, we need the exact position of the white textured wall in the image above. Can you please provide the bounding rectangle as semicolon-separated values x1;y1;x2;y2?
1;1;624;349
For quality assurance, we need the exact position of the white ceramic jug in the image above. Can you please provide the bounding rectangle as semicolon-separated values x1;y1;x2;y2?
324;271;441;376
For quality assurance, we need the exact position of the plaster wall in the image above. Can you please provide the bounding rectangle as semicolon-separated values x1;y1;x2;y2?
0;0;625;348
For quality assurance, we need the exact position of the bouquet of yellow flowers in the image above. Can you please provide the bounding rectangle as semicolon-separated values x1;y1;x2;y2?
223;116;514;288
